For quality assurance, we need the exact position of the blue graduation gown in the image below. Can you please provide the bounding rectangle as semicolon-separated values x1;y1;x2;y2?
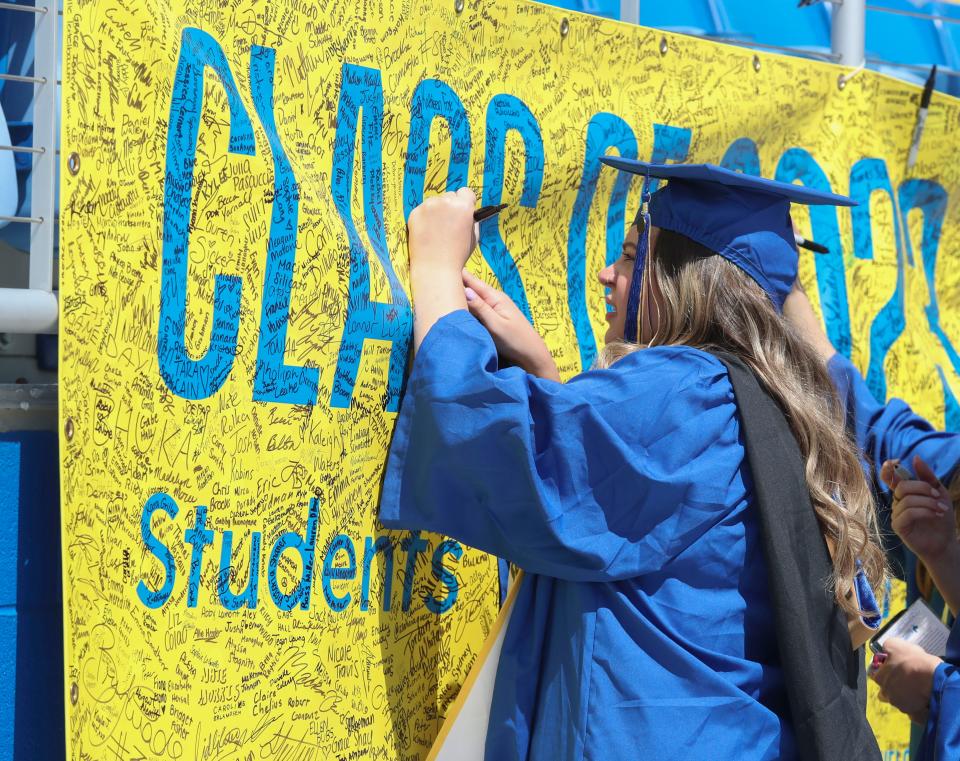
828;355;960;757
917;621;960;760
828;353;960;490
381;310;795;760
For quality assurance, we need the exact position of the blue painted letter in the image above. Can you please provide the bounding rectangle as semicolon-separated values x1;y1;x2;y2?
137;493;179;609
267;497;320;610
158;28;254;399
720;137;761;176
184;504;213;608
330;64;413;412
850;158;905;401
401;530;429;612
648;123;692;192
426;540;462;615
217;530;262;611
566;113;638;370
899;179;960;421
480;95;544;322
776;148;851;357
250;45;318;405
403;79;471;221
322;534;357;612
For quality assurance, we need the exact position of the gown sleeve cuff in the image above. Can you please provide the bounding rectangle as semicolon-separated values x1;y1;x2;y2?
410;309;496;390
827;352;855;395
826;353;960;492
925;662;951;736
379;309;496;529
826;353;860;423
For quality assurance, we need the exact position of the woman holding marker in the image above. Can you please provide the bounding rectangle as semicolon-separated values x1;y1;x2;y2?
380;163;888;761
783;277;960;760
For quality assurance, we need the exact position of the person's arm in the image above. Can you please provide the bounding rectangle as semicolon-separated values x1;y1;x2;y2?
406;188;560;382
881;457;960;615
926;546;960;617
872;637;941;724
380;321;740;582
783;281;960;492
873;642;960;756
407;188;475;352
462;269;560;381
782;281;836;363
920;662;960;755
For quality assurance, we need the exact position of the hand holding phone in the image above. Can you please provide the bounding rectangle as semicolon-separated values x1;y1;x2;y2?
869;598;949;657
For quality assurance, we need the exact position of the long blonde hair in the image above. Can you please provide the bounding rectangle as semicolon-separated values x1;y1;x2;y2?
598;228;886;616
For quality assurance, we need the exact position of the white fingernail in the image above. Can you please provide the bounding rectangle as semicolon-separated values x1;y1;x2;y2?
465;287;477;302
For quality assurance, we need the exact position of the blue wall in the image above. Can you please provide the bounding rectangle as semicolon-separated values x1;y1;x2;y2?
0;431;63;761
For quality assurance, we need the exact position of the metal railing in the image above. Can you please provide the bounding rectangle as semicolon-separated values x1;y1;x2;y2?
0;1;59;334
866;4;960;26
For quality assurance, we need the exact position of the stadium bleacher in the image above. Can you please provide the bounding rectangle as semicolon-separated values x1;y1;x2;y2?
0;0;955;256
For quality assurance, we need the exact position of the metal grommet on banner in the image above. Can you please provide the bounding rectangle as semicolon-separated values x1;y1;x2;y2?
67;152;80;175
659;37;668;56
65;417;74;441
560;18;569;38
753;55;761;72
454;0;464;13
70;682;79;706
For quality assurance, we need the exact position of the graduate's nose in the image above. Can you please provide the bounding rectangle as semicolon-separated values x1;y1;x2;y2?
598;264;614;287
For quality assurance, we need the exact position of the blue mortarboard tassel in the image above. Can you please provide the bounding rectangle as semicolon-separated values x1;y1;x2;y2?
854;559;882;630
623;177;652;343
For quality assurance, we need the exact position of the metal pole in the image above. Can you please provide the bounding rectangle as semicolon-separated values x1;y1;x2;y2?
30;2;58;294
0;288;58;333
620;0;638;25
832;0;866;66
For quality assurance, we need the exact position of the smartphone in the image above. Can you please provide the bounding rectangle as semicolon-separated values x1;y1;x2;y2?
869;597;950;657
893;463;913;482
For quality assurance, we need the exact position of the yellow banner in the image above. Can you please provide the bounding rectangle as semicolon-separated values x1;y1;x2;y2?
60;0;960;757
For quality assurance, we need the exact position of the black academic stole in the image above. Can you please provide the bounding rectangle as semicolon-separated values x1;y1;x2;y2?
713;352;881;761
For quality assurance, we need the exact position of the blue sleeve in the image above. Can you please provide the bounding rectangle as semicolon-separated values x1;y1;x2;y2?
380;310;742;582
920;662;960;760
828;353;960;493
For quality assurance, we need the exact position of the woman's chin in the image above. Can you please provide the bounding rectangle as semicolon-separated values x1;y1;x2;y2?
603;319;622;345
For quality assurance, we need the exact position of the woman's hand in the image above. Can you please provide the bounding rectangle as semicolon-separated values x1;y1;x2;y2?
871;637;941;724
462;270;561;382
407;188;478;351
881;456;958;564
407;188;478;276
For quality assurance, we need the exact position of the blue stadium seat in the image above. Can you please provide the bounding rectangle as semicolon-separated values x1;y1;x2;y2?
639;0;719;35
0;104;16;228
537;0;619;20
723;1;830;50
866;0;950;66
933;1;960;94
0;3;36;245
0;2;63;249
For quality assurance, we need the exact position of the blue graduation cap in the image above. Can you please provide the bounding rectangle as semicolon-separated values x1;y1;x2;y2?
598;158;856;341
